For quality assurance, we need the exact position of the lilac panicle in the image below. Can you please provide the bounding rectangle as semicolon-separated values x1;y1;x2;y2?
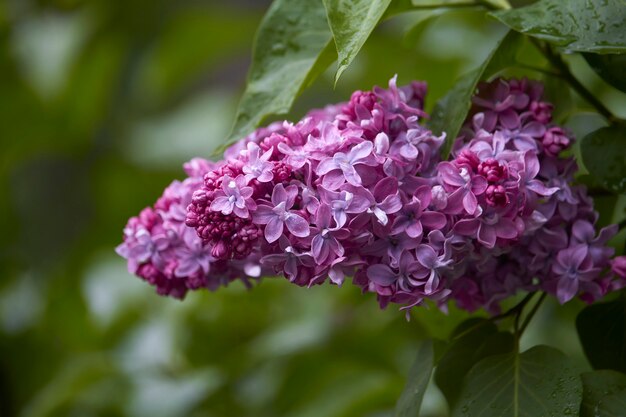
118;75;625;314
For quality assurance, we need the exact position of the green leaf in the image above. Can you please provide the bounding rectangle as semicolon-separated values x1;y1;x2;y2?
394;339;434;417
581;124;626;194
584;53;626;93
491;0;626;54
224;0;333;149
596;387;626;416
577;296;626;373
435;318;515;406
452;345;582;417
323;0;392;84
581;370;626;417
430;30;522;156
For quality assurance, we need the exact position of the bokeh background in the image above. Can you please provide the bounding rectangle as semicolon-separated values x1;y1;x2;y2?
2;1;626;416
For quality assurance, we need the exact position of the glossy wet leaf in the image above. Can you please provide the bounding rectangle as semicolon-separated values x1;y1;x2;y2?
224;0;333;149
323;0;391;84
596;387;626;416
430;30;522;156
584;53;626;93
577;296;626;373
581;124;626;194
435;318;515;406
581;370;626;417
394;339;434;417
491;0;626;54
452;345;582;417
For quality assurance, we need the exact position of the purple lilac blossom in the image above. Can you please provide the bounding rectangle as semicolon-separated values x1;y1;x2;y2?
118;76;625;314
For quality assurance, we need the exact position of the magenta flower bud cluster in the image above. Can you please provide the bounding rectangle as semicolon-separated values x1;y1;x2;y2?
117;76;626;312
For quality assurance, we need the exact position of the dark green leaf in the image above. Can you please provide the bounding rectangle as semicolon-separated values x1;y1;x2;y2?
596;387;626;416
435;318;515;406
581;124;626;194
491;0;626;54
577;296;626;372
452;345;582;417
323;0;392;84
584;53;626;93
430;30;522;156
224;0;333;149
581;370;626;417
395;339;434;417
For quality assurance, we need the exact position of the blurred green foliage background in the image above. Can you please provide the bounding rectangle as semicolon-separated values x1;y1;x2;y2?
1;1;625;416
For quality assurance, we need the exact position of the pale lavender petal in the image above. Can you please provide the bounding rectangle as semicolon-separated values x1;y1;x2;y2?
283;184;299;209
527;180;559;196
557;276;579;304
400;143;418;159
342;165;363;186
438;162;465;187
312;235;329;264
463;192;478;215
210;196;233;215
264;217;284;243
372;207;388;225
271;184;289;206
322;170;347;190
316;158;339;175
425;270;439;294
405;222;423;239
379;195;402;214
253;205;276;225
285;214;310;237
415;245;437;268
348;141;373;162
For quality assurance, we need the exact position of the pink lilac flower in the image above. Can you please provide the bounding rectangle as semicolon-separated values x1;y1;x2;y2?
253;184;310;243
118;76;625;315
308;205;351;264
210;174;256;218
316;140;375;188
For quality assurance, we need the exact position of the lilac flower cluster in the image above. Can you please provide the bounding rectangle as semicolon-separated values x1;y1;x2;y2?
117;76;626;312
115;159;263;299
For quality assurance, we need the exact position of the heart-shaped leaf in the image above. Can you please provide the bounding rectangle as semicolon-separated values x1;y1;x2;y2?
452;345;582;417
